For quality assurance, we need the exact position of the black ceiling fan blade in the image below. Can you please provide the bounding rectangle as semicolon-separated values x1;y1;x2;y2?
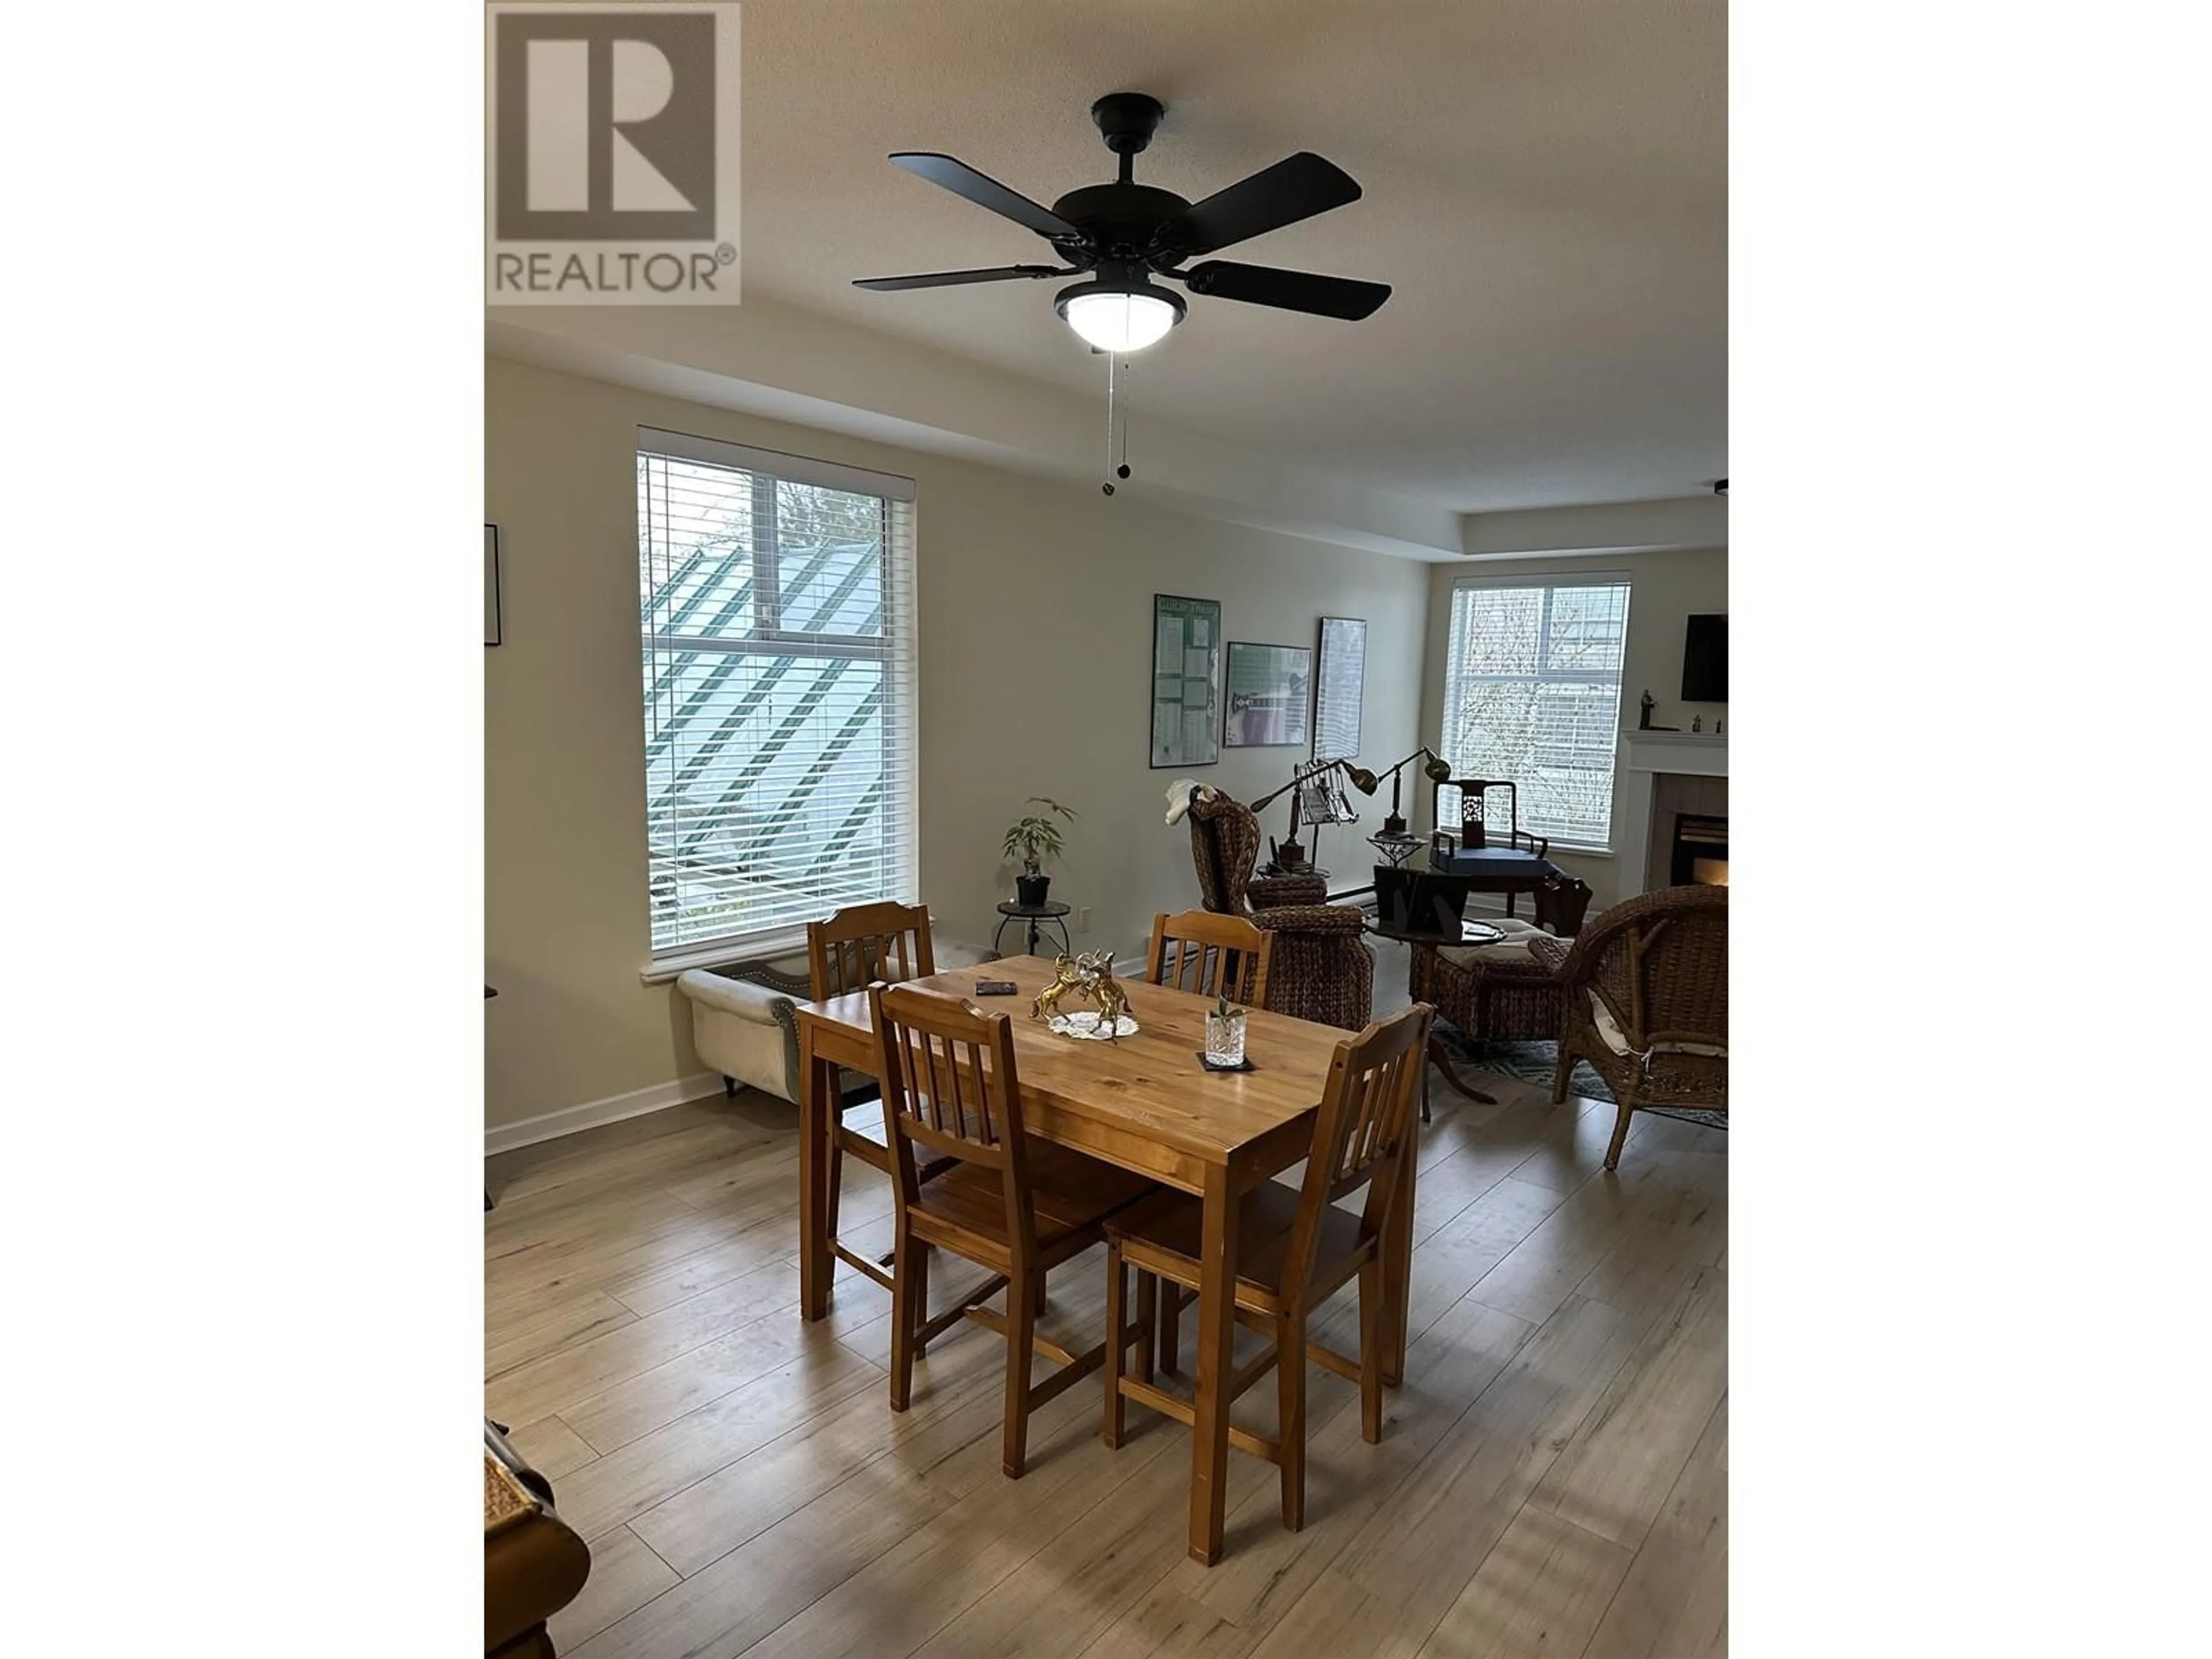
1180;260;1391;320
1169;153;1363;255
853;265;1069;291
888;153;1082;241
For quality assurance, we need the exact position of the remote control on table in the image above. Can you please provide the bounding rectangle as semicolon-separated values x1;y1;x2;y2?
974;979;1018;996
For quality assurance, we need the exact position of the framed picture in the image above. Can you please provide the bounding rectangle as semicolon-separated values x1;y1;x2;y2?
1150;593;1221;768
1222;641;1313;748
1313;616;1366;759
484;524;503;647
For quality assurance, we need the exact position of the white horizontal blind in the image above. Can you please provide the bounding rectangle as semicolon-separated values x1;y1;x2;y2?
1440;576;1631;849
637;431;919;959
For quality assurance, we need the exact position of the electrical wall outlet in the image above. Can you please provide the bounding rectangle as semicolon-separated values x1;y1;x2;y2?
1076;906;1093;932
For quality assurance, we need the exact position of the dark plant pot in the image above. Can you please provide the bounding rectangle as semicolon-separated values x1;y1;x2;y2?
1015;873;1051;907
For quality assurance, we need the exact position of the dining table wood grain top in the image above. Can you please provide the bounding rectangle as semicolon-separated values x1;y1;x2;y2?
797;954;1346;1188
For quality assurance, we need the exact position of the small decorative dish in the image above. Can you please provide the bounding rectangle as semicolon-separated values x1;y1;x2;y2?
1048;1012;1139;1041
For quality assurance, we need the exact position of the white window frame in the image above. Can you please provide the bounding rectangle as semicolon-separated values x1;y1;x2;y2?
1437;571;1632;857
635;429;919;977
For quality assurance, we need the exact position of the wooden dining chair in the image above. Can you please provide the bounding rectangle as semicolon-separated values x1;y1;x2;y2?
870;982;1160;1477
808;900;940;1297
1101;1001;1435;1531
1145;908;1275;1008
1140;907;1275;1373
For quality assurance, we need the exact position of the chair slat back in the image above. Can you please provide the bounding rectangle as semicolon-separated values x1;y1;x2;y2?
808;900;935;1001
1278;1003;1435;1297
1433;777;1518;851
1145;909;1274;1007
869;984;1037;1261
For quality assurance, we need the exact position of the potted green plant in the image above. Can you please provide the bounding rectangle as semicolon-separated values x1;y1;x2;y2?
1002;797;1075;907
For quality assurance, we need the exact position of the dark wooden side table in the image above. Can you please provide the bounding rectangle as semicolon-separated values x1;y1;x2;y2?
1421;853;1594;932
1363;916;1505;1122
993;900;1073;957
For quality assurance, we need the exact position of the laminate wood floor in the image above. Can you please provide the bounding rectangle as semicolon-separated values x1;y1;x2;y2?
486;1039;1727;1659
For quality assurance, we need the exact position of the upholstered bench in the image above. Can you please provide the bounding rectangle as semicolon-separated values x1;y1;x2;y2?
676;932;995;1104
1416;916;1568;1048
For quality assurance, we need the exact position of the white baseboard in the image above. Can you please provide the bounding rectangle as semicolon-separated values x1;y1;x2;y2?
486;1070;724;1156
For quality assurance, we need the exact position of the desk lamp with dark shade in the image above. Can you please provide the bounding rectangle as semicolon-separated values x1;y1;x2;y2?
1371;747;1456;838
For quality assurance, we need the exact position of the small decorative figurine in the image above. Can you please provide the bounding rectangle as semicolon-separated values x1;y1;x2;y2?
1715;718;1724;736
1032;949;1131;1039
1090;956;1130;1033
1639;689;1656;730
1691;714;1703;732
1031;956;1085;1022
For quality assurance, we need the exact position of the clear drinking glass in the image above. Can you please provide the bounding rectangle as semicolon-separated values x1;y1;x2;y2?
1205;1011;1247;1067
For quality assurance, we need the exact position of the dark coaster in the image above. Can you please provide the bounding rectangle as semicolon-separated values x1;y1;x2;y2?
1196;1052;1256;1073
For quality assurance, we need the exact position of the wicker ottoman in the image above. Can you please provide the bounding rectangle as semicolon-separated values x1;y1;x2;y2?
1416;918;1567;1047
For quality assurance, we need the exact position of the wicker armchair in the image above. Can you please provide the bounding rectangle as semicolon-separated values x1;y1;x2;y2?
1531;885;1727;1170
1185;793;1374;1030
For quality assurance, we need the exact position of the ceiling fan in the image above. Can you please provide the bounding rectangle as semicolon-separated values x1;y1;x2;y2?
854;93;1391;354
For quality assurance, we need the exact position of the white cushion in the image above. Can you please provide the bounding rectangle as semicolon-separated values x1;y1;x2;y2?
1587;990;1728;1059
1435;917;1551;969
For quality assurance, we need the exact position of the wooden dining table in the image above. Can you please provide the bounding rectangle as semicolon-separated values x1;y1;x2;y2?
794;954;1418;1566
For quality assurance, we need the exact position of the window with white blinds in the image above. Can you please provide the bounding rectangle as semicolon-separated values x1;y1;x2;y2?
637;429;918;960
1439;575;1631;851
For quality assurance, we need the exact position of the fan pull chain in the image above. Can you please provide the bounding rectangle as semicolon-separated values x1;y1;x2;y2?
1102;353;1133;496
1118;354;1131;479
1103;351;1116;493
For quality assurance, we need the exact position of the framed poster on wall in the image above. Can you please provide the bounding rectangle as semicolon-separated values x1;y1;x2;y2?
1150;593;1221;768
1313;616;1366;759
1222;641;1313;748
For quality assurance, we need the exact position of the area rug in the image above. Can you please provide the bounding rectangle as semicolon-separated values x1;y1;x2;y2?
1432;1027;1728;1133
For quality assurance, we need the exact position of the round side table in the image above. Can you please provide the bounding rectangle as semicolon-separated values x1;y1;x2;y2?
994;900;1073;957
1362;916;1505;1122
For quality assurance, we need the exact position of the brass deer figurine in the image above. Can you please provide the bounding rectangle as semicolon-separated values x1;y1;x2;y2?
1031;955;1086;1022
1088;955;1130;1034
1031;950;1132;1039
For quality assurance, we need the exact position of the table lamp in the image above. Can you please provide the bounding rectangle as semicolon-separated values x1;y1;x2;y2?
1370;747;1455;838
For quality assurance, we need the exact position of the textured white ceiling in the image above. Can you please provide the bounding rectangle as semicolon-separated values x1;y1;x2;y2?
729;0;1725;512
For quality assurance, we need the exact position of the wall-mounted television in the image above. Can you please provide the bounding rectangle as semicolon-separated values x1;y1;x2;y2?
1682;613;1728;702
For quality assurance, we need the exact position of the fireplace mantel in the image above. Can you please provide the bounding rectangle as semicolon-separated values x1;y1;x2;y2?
1618;732;1727;898
1623;731;1728;776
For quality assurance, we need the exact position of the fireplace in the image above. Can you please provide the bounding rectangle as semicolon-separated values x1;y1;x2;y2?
1670;813;1729;887
1619;731;1728;899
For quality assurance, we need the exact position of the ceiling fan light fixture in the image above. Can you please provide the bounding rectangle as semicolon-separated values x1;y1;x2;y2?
1056;279;1184;353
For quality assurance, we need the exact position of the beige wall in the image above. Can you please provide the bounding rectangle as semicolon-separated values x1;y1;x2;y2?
1416;546;1729;911
486;357;1433;1131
